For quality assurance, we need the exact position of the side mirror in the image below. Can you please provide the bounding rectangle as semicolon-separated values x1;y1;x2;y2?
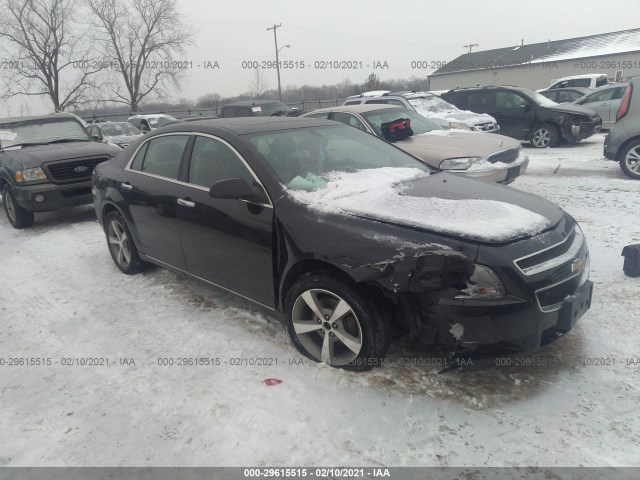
520;103;531;113
141;124;150;132
91;134;102;141
209;178;254;199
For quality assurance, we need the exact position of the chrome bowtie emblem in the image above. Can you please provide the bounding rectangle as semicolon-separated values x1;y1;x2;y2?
74;165;88;173
570;259;583;273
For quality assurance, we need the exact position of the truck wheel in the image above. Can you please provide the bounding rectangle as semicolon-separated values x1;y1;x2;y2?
619;140;640;180
2;185;34;229
530;124;559;148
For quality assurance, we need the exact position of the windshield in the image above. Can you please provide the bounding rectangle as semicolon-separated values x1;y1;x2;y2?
247;124;432;191
408;95;459;113
252;102;293;116
0;117;90;148
101;122;142;137
362;108;443;136
523;89;559;107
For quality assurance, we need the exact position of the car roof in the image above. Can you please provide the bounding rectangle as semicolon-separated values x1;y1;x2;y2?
128;114;174;119
539;87;593;93
555;73;608;81
0;112;80;124
156;116;339;135
311;104;406;114
222;100;285;107
444;85;529;94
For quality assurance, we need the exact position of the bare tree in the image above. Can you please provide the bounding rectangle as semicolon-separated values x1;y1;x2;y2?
196;92;221;108
364;72;382;91
86;0;193;112
0;0;103;111
250;68;269;98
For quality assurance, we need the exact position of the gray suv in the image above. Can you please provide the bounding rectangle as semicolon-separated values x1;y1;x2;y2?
604;77;640;179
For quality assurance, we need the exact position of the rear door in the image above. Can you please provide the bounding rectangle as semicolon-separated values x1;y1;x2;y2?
123;134;190;268
578;88;617;125
176;134;275;307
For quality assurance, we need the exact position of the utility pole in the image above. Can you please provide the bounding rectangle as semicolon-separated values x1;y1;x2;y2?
463;43;479;53
267;23;283;100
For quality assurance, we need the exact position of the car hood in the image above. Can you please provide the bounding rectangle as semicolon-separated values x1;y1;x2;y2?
397;130;520;167
546;103;598;117
288;168;563;244
1;141;120;168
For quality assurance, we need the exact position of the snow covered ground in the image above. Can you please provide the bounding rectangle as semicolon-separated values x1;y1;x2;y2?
0;133;639;467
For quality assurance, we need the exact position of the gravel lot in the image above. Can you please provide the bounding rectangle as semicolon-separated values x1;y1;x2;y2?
0;133;639;467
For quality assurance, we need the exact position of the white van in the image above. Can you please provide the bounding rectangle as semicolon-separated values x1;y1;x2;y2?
546;74;608;90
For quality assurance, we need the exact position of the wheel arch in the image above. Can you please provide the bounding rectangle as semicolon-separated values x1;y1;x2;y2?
279;258;393;314
615;135;640;161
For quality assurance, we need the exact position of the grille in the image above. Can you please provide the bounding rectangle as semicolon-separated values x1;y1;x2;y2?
517;229;576;270
46;157;108;183
487;147;520;164
536;274;582;311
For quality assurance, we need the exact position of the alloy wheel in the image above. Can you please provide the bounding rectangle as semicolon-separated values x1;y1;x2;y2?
107;219;132;268
624;146;640;174
532;128;551;148
291;288;363;366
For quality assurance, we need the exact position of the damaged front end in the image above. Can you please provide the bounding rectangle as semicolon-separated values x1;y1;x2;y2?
554;112;602;144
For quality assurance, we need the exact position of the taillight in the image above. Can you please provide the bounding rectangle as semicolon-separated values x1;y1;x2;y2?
617;84;633;121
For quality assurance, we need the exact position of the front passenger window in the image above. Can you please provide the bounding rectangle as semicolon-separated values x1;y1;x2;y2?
189;136;254;188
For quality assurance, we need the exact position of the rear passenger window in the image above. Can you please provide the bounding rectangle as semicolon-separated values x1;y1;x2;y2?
570;78;591;88
131;135;188;179
332;112;368;132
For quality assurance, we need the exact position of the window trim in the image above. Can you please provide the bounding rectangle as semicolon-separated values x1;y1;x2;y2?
125;132;273;208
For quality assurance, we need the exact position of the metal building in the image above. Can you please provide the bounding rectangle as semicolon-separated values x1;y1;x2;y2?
429;29;640;91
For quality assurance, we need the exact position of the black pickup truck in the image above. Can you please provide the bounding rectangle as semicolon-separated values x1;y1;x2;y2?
0;113;121;228
219;100;304;118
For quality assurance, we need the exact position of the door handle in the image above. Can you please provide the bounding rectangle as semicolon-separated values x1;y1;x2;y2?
177;198;195;208
600;102;611;106
120;182;133;191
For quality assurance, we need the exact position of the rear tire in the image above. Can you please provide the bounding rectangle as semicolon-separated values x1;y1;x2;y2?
104;210;146;274
530;124;559;148
2;185;34;229
285;272;390;371
619;140;640;180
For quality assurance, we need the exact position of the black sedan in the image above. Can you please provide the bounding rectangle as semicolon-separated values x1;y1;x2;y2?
92;117;593;370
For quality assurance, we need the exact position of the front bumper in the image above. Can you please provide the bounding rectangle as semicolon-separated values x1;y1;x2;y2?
11;181;93;212
435;279;593;357
561;116;601;143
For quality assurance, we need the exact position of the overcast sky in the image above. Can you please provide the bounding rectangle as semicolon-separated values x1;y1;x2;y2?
2;0;639;116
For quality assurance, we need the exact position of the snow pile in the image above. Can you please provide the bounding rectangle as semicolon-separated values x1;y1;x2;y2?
288;168;550;241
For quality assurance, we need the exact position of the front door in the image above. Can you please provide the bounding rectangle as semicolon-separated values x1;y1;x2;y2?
176;135;275;307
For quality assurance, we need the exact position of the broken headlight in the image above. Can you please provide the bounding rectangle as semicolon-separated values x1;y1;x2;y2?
439;157;482;170
454;264;506;300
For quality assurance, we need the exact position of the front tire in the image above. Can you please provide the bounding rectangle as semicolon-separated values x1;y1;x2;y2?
530;124;559;148
2;185;34;229
619;140;640;180
104;210;145;274
285;273;390;371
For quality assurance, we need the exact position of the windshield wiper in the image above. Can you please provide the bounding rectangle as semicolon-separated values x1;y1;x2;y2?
10;138;91;148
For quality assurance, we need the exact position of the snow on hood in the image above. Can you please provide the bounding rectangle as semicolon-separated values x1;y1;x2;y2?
413;104;496;126
288;168;551;242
